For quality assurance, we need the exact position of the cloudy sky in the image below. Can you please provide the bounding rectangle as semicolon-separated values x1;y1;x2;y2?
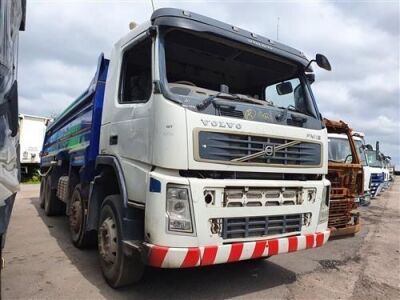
18;0;399;167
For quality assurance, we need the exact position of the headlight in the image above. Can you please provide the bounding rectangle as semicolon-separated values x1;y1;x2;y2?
318;185;330;224
166;185;194;233
305;188;316;203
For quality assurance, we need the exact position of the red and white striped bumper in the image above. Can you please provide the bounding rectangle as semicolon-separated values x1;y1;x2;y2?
146;230;330;268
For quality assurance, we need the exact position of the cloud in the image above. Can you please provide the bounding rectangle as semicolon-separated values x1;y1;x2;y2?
18;0;400;167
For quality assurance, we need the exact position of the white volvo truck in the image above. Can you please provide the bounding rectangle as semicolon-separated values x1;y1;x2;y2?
365;142;385;198
40;8;332;288
353;132;371;205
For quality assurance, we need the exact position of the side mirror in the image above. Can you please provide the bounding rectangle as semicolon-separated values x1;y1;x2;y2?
305;73;315;84
376;141;380;160
305;54;332;72
365;144;373;151
276;81;293;95
316;54;331;71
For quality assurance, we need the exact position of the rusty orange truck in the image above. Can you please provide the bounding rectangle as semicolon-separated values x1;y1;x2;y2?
325;119;363;237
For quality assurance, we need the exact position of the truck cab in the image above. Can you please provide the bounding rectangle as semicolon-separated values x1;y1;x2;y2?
40;8;332;288
381;155;391;190
386;156;394;182
366;148;385;197
325;119;363;236
353;132;371;205
388;162;395;181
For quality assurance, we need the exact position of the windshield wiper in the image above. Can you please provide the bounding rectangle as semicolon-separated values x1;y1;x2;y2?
329;159;345;163
196;92;267;111
286;105;302;113
276;105;308;123
276;106;289;121
196;92;225;110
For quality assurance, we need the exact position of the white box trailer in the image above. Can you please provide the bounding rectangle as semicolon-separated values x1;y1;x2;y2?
19;114;50;174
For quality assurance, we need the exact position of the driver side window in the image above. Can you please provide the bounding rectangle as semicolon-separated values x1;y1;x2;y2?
119;37;152;104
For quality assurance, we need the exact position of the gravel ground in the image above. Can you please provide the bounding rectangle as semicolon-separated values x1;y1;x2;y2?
1;180;399;299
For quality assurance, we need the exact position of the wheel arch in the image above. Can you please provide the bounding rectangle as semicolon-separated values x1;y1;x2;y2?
86;155;129;232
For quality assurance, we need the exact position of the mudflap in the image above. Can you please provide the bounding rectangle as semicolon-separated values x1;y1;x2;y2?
122;240;148;264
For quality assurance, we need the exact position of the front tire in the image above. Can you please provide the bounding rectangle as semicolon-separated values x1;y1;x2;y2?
98;195;144;288
69;184;96;248
39;177;46;209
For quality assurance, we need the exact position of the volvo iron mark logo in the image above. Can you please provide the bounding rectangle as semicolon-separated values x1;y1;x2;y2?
264;145;275;156
201;119;242;129
231;140;301;162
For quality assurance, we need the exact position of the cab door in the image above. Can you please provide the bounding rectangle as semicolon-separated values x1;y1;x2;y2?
105;33;155;203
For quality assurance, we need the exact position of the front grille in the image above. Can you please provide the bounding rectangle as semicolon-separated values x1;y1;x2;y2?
370;173;384;197
371;173;384;183
198;131;321;166
221;214;302;239
328;198;352;228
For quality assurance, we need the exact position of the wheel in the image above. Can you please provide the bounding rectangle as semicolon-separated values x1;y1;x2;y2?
98;195;144;288
39;177;46;209
44;176;65;216
69;184;96;248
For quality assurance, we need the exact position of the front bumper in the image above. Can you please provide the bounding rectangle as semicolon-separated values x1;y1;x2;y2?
383;181;391;190
359;192;371;206
330;212;360;237
145;170;330;248
330;223;361;237
146;230;330;268
370;182;384;198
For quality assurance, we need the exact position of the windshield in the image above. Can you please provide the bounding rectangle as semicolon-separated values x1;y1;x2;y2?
354;140;367;166
367;151;382;168
162;29;318;118
328;137;352;163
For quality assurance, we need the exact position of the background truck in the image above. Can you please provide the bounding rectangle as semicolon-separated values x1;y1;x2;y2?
19;114;50;176
325;119;363;237
381;155;391;190
40;8;332;288
366;142;385;198
387;159;395;181
0;0;26;276
352;132;371;206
